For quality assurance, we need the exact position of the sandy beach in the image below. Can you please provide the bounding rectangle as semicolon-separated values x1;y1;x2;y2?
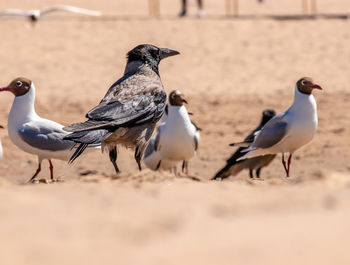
0;0;349;264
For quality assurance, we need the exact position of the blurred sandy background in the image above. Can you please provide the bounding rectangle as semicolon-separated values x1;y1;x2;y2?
0;0;349;264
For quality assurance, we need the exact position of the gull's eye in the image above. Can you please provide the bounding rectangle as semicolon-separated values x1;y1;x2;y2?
16;81;23;87
301;80;306;86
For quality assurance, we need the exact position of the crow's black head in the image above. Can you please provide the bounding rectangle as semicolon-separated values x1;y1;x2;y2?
261;109;276;126
127;44;179;74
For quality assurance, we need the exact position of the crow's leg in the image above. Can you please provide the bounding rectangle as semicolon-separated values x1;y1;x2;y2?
256;168;261;178
109;147;120;174
134;147;142;171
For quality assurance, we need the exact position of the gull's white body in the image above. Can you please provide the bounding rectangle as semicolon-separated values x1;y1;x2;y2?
143;137;177;170
240;85;318;159
7;83;95;162
144;104;200;170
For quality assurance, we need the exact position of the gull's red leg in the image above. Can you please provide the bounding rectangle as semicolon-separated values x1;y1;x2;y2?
29;162;41;182
281;153;289;177
49;160;54;180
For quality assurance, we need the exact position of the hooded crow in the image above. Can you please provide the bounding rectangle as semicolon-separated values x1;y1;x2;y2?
212;109;276;180
64;44;180;173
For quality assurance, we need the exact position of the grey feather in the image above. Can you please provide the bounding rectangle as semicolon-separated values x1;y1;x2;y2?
154;132;161;151
64;129;112;144
63;69;164;133
64;88;166;132
144;137;155;159
253;113;288;149
18;125;73;151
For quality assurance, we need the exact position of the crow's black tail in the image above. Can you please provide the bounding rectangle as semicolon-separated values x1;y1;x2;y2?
69;144;89;164
64;128;113;163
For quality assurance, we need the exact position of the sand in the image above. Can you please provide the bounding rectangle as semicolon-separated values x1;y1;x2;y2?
0;0;349;264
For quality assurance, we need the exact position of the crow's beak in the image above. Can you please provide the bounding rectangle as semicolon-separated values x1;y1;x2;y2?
160;48;180;59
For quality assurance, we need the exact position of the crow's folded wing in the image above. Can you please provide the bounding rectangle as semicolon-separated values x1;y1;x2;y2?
64;91;167;132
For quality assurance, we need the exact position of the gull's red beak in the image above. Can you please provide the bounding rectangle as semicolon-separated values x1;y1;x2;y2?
312;84;322;90
180;95;188;104
0;125;4;129
0;87;10;92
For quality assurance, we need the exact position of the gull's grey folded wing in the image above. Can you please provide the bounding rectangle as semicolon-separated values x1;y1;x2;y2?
253;114;288;149
18;125;73;151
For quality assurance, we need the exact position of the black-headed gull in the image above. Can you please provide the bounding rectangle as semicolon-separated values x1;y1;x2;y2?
212;109;276;180
233;77;322;177
63;45;180;174
0;77;99;182
144;90;200;174
0;5;101;22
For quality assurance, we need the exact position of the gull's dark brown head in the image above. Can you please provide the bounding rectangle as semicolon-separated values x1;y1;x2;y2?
169;90;188;106
0;77;32;97
296;77;322;95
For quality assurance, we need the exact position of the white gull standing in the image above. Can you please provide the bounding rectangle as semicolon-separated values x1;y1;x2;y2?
144;90;200;174
234;77;322;177
0;77;99;182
